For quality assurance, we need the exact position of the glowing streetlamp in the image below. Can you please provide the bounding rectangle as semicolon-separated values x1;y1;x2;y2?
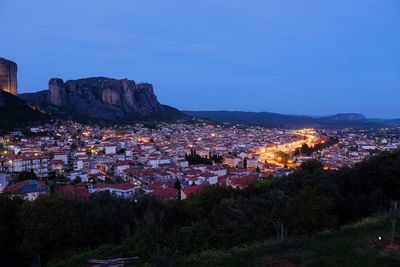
8;160;13;173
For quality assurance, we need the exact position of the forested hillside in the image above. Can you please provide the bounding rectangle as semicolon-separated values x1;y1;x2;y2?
1;150;400;266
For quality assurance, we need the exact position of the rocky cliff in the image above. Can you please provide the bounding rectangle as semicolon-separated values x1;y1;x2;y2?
45;77;164;120
21;77;184;122
0;58;18;95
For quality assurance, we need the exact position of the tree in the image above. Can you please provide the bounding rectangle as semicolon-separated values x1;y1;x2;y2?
174;178;182;201
0;195;25;266
18;195;81;264
300;160;323;174
268;189;288;243
300;143;311;155
15;170;38;182
286;186;336;235
71;176;82;185
382;168;400;245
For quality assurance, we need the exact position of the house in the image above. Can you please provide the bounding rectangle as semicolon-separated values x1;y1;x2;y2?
145;182;178;200
67;172;88;183
104;143;117;155
198;172;218;185
6;155;49;178
6;179;49;201
227;175;257;189
54;152;69;165
57;183;89;201
176;159;189;168
148;158;172;168
49;160;64;173
209;165;227;176
89;183;139;199
223;155;242;167
181;184;207;200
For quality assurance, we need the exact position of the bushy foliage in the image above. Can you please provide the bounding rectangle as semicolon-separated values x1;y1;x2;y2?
1;150;400;266
294;136;339;156
185;149;223;165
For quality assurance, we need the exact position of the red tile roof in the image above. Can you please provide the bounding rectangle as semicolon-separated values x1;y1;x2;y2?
182;184;207;197
57;184;89;200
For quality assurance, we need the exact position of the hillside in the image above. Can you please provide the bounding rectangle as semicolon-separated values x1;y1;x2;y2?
49;216;400;267
0;90;49;131
184;110;396;128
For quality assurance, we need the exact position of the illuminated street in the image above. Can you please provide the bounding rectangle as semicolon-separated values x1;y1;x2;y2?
257;128;320;167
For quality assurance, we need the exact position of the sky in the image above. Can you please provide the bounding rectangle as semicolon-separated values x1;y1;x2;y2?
0;0;400;118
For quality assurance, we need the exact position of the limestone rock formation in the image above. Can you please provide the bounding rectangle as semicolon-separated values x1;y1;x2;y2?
48;78;67;107
45;77;164;120
0;58;18;95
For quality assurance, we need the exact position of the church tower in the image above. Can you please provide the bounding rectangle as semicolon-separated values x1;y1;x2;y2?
0;58;18;95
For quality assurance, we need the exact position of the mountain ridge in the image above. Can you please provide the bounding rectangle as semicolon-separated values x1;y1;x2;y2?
20;77;187;123
184;110;398;128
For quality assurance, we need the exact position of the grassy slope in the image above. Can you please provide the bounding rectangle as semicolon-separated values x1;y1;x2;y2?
48;216;400;267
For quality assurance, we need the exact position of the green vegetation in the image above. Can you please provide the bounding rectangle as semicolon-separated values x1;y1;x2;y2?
185;149;223;165
15;170;39;182
177;216;400;267
1;150;400;266
0;90;50;131
294;136;339;156
49;217;400;267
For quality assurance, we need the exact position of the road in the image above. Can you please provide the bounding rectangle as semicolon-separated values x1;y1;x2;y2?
257;128;320;167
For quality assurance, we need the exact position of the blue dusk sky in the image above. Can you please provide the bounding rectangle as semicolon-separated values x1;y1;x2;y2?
0;0;399;118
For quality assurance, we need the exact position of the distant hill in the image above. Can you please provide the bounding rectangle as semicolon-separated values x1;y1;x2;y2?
20;77;188;123
184;110;315;127
384;118;400;126
184;110;397;128
0;90;50;131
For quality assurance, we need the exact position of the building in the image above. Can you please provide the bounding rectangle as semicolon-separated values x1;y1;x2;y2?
6;155;49;178
0;58;17;95
57;184;89;201
88;183;139;198
6;179;49;201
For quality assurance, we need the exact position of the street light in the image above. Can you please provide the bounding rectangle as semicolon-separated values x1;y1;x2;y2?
9;160;13;173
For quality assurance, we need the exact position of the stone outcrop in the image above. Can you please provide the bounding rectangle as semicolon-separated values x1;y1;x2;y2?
46;77;164;120
0;58;18;95
47;78;67;107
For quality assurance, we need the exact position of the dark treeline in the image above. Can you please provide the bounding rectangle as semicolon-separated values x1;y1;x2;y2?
185;149;223;165
294;136;339;156
1;150;400;266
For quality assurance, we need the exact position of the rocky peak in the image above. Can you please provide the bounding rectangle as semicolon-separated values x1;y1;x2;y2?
329;113;366;121
46;77;163;120
48;78;67;107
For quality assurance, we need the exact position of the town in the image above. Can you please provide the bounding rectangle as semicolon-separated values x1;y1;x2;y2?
1;121;399;201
